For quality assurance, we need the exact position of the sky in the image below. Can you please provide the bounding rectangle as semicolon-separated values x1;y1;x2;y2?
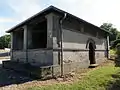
0;0;120;36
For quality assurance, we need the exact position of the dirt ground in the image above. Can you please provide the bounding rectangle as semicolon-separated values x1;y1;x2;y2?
0;60;113;90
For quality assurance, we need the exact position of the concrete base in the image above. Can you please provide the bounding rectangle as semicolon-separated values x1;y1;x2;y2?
2;57;107;78
89;64;99;68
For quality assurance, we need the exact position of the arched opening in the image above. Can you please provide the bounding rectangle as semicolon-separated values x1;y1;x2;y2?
89;42;96;64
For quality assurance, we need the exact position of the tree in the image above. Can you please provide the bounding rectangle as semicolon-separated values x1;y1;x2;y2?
100;23;113;31
116;32;120;40
100;23;118;43
0;34;11;49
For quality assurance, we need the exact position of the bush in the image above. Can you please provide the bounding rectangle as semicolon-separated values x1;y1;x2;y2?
110;39;120;49
116;43;120;56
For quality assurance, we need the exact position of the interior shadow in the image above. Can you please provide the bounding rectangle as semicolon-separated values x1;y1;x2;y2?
89;42;95;64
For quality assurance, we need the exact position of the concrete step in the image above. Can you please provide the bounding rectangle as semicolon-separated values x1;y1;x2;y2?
89;64;99;68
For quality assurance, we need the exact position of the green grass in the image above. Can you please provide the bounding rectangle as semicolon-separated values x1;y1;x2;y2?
28;63;120;90
110;49;116;55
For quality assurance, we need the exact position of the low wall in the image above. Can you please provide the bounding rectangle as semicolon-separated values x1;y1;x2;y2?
12;50;26;62
12;49;53;66
28;49;53;66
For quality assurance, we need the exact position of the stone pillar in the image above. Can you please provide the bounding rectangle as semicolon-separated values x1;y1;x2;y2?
10;32;14;60
45;13;61;76
23;25;28;62
52;14;60;65
11;32;13;50
45;13;60;48
53;15;60;48
23;25;27;50
45;13;54;48
27;26;32;49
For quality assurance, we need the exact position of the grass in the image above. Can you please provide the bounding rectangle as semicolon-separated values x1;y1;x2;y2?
28;62;120;90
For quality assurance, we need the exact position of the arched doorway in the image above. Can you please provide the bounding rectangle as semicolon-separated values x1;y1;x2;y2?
89;42;96;64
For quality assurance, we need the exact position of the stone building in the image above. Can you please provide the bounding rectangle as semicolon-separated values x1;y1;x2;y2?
4;6;109;77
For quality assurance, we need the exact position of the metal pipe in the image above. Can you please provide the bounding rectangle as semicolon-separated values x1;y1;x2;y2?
60;13;67;76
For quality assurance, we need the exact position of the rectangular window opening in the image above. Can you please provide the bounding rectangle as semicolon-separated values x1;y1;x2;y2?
13;30;24;50
30;20;47;49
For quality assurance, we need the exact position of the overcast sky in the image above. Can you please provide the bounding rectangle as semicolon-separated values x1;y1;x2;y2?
0;0;119;36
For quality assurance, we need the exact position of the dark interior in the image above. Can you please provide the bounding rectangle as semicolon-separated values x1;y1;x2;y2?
31;20;47;49
13;30;24;50
89;42;96;64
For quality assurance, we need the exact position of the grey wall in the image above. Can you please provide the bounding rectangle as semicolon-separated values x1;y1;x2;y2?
12;49;53;66
12;50;26;62
28;49;53;66
63;29;106;50
62;28;107;63
52;15;108;75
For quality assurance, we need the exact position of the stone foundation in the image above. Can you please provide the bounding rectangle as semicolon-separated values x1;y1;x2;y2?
53;50;107;76
9;49;107;77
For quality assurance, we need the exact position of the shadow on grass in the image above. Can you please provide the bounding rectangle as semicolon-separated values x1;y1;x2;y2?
106;57;120;90
0;61;55;88
0;63;35;87
106;72;120;90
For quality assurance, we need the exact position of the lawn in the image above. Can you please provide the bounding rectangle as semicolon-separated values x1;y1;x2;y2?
28;62;120;90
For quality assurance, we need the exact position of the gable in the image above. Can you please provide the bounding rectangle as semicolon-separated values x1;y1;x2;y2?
6;5;109;35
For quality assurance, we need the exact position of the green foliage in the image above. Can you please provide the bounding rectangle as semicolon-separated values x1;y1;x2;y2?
0;34;11;49
116;43;120;48
110;49;116;55
116;32;120;39
110;39;120;49
100;23;119;43
116;43;120;56
100;23;113;31
28;64;120;90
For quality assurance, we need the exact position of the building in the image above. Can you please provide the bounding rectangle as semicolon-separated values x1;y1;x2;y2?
3;6;110;77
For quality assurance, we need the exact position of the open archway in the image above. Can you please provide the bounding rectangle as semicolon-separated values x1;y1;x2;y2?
86;38;96;64
89;42;96;64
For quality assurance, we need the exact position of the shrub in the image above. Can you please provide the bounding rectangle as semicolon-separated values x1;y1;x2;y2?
116;43;120;56
110;39;120;49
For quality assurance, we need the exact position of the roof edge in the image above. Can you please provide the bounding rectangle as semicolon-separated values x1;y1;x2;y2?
6;5;110;34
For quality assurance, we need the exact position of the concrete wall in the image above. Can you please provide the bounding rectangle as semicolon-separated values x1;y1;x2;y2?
27;49;53;66
12;49;53;66
62;28;106;63
12;50;26;62
63;29;106;50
